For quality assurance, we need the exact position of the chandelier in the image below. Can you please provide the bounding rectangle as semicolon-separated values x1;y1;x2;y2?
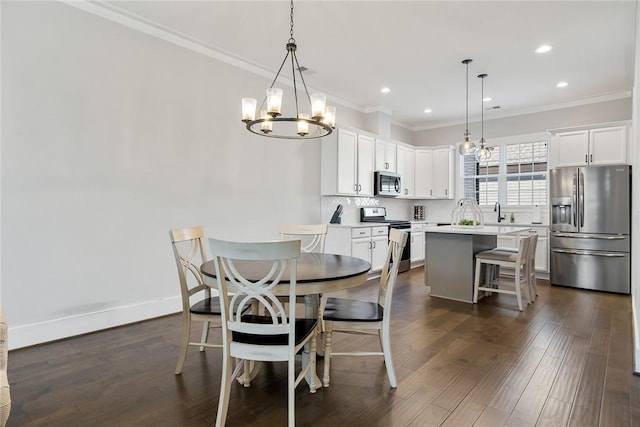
241;0;335;139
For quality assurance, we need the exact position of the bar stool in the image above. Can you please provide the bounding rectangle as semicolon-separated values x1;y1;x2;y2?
472;235;533;311
493;232;539;303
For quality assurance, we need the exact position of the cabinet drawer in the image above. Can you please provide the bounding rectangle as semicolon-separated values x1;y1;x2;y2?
372;226;389;237
351;228;371;238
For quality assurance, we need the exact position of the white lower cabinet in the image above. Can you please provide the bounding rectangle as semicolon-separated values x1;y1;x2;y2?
410;224;424;263
326;225;389;272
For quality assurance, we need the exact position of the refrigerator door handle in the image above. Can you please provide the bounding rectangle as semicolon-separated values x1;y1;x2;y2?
579;170;585;228
552;248;626;257
571;172;578;229
552;233;627;240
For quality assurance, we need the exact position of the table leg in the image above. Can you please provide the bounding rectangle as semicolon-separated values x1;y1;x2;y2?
303;294;321;391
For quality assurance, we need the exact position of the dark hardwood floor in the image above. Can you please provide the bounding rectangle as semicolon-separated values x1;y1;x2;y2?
6;267;640;426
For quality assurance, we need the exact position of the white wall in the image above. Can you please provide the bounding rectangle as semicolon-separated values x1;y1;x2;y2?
0;2;364;349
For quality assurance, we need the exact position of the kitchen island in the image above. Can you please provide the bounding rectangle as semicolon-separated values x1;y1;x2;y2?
424;225;530;303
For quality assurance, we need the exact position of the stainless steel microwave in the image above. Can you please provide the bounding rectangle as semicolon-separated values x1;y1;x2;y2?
374;171;401;197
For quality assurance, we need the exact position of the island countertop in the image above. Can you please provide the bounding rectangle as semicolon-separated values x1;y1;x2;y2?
425;225;531;235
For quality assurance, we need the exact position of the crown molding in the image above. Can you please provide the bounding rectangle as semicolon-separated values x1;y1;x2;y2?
60;0;363;113
413;90;632;131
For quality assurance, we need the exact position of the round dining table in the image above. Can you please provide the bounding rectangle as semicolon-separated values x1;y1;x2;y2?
200;252;372;390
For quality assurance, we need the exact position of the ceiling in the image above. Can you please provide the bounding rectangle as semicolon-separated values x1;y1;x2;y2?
99;1;636;130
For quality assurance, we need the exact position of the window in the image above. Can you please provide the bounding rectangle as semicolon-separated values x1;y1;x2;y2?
463;140;548;206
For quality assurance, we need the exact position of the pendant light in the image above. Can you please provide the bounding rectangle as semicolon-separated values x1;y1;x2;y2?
475;73;491;161
458;59;476;155
241;0;335;140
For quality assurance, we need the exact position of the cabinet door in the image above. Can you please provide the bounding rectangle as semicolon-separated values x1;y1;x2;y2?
535;237;548;272
433;148;453;199
357;134;375;196
411;230;423;262
396;146;415;197
497;235;517;249
375;140;397;172
351;238;371;263
336;128;358;195
371;235;389;271
589;126;627;165
414;150;434;198
551;130;589;167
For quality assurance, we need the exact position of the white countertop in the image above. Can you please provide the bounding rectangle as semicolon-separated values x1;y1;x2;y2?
425;225;531;235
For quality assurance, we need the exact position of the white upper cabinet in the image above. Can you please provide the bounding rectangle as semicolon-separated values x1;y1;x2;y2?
433;147;454;199
414;146;454;199
414;150;434;198
396;145;415;198
375;139;397;172
321;127;375;197
551;125;628;168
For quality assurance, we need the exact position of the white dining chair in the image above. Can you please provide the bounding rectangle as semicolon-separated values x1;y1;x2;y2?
279;224;328;328
493;231;539;303
278;224;327;254
169;226;223;375
321;228;408;388
208;237;318;427
473;235;533;311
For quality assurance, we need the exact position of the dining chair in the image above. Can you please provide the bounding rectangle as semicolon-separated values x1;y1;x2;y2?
321;228;408;388
278;224;328;253
472;235;533;311
169;226;224;375
493;231;539;303
208;238;318;427
278;224;328;327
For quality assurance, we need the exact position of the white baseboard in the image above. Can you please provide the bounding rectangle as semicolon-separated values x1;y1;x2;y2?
7;296;181;350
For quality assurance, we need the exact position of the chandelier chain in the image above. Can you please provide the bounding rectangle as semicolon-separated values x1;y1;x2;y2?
289;0;295;42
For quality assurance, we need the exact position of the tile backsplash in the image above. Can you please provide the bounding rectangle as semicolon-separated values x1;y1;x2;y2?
321;196;549;225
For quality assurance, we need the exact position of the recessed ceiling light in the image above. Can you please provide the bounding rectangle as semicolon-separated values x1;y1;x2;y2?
424;109;432;113
380;87;390;94
535;45;552;54
557;81;568;88
483;97;492;102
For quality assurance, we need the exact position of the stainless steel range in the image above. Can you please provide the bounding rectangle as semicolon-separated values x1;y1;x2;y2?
360;207;411;272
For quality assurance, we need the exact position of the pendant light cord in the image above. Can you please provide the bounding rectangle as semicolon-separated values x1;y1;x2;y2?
465;61;469;136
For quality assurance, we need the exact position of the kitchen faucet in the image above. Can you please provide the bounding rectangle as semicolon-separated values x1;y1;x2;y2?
494;202;506;222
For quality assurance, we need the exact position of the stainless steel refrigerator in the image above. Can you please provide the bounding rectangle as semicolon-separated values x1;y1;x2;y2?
550;165;631;294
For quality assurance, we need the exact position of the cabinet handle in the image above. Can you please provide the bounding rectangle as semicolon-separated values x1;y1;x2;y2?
590;154;593;163
372;241;376;248
430;189;433;196
354;184;358;192
445;189;448;196
585;154;588;163
404;188;408;195
358;184;362;191
368;241;372;249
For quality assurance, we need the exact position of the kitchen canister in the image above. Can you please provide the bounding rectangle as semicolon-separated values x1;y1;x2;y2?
414;205;425;220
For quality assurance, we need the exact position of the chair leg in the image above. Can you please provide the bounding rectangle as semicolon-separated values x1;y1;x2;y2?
309;331;317;393
380;323;397;388
323;322;333;387
199;321;210;351
473;260;482;303
288;350;296;427
215;351;233;427
175;315;191;375
515;267;523;311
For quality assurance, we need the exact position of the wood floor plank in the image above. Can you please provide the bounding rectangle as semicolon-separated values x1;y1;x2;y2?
568;352;607;427
5;270;639;427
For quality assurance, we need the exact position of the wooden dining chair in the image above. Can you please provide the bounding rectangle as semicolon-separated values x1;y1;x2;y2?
278;224;328;327
278;224;328;254
208;238;318;427
472;235;533;311
322;228;408;388
169;226;224;375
